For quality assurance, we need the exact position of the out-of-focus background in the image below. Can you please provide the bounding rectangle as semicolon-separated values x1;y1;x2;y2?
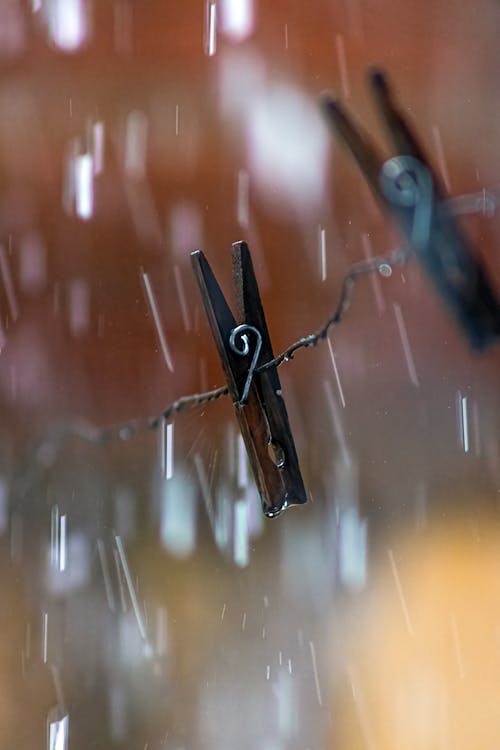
1;1;500;748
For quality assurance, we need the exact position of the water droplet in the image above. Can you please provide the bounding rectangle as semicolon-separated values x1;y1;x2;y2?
378;263;392;277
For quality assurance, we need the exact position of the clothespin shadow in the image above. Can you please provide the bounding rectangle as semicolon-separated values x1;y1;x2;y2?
191;241;307;518
320;69;500;350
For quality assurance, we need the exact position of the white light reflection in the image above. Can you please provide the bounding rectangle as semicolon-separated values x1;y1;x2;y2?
48;711;68;750
165;423;174;479
333;457;367;589
47;0;89;52
75;153;94;220
233;498;249;567
59;514;67;571
124;111;148;180
275;668;296;738
109;682;127;742
205;0;217;56
246;83;329;216
236;434;248;489
214;490;232;552
92;121;104;175
457;390;470;454
462;396;469;453
318;225;327;281
42;611;48;662
245;483;263;538
50;505;60;568
339;507;367;590
220;0;254;41
218;49;266;118
47;531;91;595
160;471;197;558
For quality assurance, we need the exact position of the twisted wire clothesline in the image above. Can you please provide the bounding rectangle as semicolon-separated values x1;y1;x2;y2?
39;245;409;450
21;183;498;478
11;242;408;501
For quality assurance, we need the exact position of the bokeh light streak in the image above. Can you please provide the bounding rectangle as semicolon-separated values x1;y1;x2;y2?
220;0;254;41
74;153;94;220
48;712;68;750
47;0;88;52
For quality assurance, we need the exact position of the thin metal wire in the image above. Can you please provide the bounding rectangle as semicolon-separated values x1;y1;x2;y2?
256;244;409;373
53;243;409;448
18;177;497;483
13;241;407;501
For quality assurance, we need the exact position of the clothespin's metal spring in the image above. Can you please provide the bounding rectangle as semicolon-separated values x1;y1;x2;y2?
379;156;434;253
228;324;262;405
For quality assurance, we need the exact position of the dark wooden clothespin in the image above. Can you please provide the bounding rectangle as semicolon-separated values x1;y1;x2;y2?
191;241;307;517
321;69;500;350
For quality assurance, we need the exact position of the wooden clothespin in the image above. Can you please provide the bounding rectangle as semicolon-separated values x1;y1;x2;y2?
191;241;307;517
321;69;500;350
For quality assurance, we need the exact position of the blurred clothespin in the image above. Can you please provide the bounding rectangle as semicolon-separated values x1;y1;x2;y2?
191;241;307;517
321;68;500;350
